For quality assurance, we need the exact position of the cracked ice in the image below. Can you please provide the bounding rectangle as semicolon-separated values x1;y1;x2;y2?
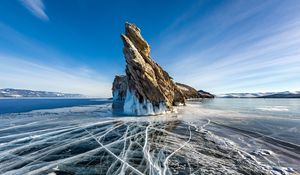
0;103;299;175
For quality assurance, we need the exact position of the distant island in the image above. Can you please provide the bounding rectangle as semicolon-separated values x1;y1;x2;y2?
0;88;84;98
219;91;300;98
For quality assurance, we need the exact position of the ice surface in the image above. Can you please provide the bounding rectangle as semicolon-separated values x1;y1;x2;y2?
257;106;289;112
0;100;299;175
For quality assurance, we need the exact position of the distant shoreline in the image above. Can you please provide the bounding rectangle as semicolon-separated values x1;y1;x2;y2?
0;97;111;100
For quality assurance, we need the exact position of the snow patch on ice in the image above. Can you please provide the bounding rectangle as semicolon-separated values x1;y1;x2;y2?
47;173;56;175
257;106;289;112
252;149;274;156
204;130;236;150
272;166;295;175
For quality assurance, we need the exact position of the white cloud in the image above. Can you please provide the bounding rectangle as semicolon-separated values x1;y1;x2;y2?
0;55;112;97
21;0;49;21
153;1;300;94
0;23;113;97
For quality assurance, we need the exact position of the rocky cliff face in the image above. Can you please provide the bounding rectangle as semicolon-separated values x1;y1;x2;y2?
197;90;215;98
112;22;210;115
176;83;215;99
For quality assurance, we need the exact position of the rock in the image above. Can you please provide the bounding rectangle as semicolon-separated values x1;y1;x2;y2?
198;90;215;98
176;83;214;99
176;83;200;99
112;75;127;109
112;22;210;115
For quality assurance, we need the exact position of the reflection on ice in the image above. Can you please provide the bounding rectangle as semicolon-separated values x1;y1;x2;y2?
0;102;299;175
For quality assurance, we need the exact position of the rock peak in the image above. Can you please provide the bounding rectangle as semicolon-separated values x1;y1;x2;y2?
123;22;150;57
125;22;140;33
112;22;212;115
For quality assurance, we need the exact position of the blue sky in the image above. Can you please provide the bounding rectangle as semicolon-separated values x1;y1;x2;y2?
0;0;300;97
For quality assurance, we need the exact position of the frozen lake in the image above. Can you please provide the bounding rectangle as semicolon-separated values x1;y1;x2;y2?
0;98;299;174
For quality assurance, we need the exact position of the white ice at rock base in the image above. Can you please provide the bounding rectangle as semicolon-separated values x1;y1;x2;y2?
123;89;168;115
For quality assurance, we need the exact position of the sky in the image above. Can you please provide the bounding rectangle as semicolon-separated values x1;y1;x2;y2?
0;0;300;97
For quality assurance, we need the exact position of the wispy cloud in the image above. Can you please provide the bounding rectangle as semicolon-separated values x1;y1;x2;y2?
0;23;112;97
153;1;300;94
21;0;49;21
0;55;112;97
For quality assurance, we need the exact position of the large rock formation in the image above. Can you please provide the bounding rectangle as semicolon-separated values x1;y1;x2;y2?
112;22;211;115
197;90;215;98
176;83;215;99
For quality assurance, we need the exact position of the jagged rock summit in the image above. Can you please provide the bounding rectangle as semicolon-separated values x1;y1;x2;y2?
112;22;212;115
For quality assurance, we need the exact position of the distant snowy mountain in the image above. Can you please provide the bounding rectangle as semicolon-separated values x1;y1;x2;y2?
0;88;84;98
219;91;300;98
